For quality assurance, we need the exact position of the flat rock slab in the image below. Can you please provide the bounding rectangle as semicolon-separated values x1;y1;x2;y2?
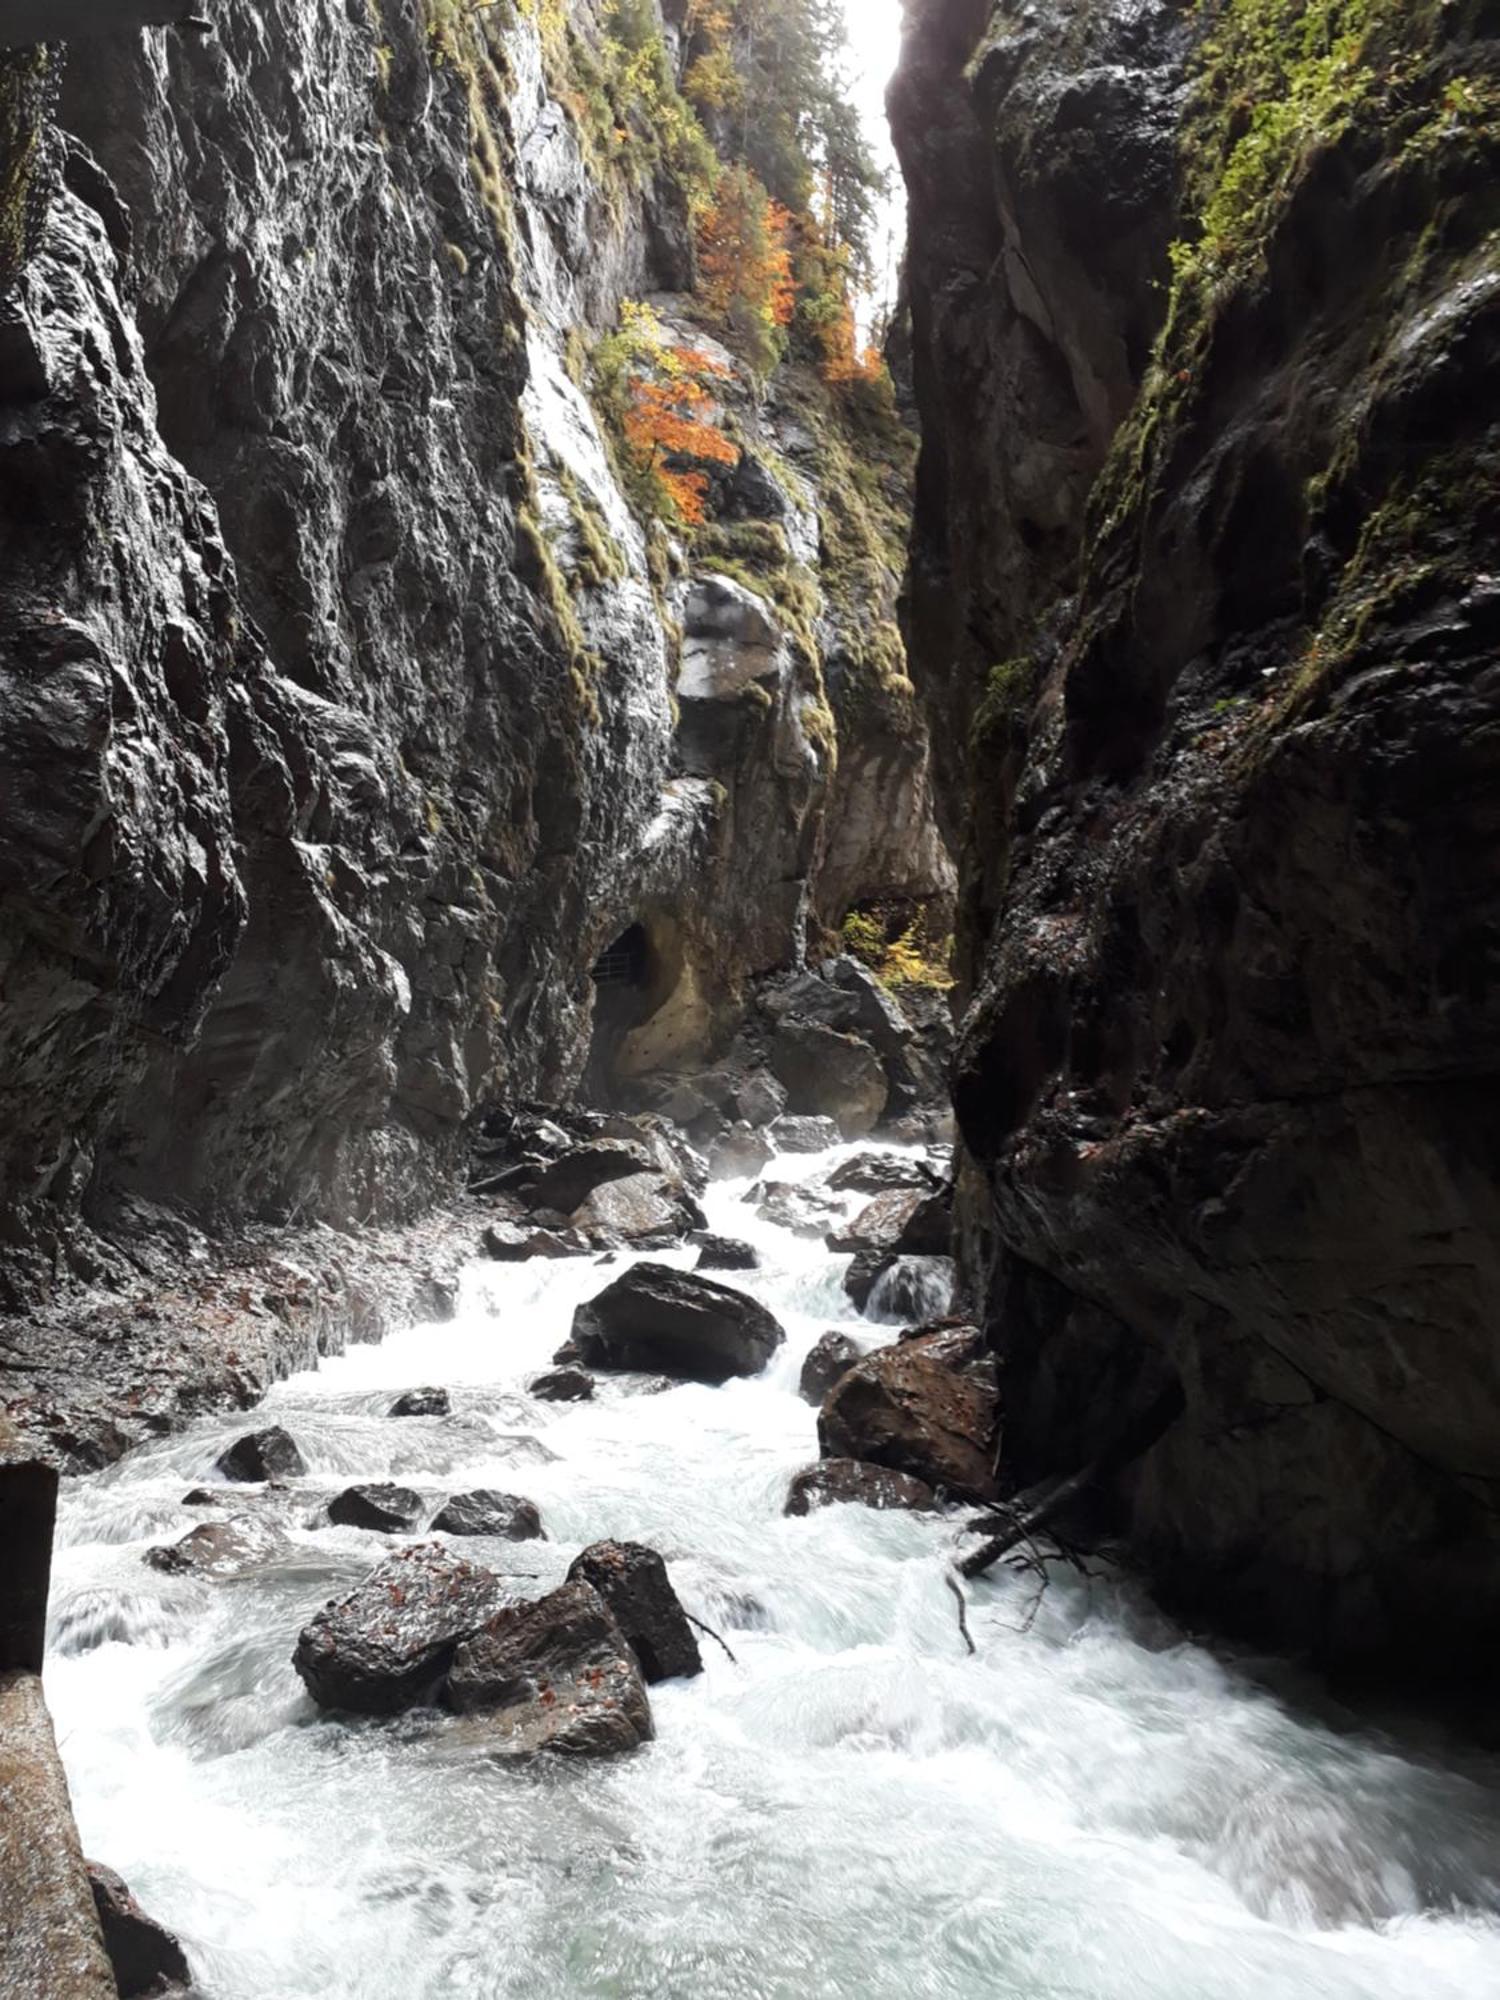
293;1542;508;1715
566;1541;702;1683
87;1861;191;1998
571;1263;785;1384
215;1425;305;1483
327;1484;425;1533
430;1491;545;1540
785;1459;938;1517
145;1516;288;1578
826;1189;925;1254
444;1581;653;1758
819;1327;1000;1504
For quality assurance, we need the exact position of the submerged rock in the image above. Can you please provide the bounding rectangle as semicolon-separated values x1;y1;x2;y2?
571;1263;785;1383
145;1515;287;1579
293;1542;508;1715
784;1460;938;1518
566;1540;702;1684
849;1254;956;1325
430;1491;545;1541
819;1327;999;1504
529;1366;595;1403
327;1484;426;1534
87;1861;192;1998
389;1386;450;1418
444;1580;653;1758
695;1233;761;1273
215;1426;305;1484
799;1331;861;1407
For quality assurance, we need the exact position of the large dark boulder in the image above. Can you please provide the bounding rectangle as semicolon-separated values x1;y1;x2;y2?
767;1115;840;1154
784;1459;938;1518
819;1327;999;1503
769;1021;888;1138
214;1426;305;1483
444;1580;653;1757
522;1143;649;1216
695;1233;760;1273
388;1386;450;1418
827;1151;940;1196
708;1123;775;1179
826;1189;926;1255
529;1366;595;1403
292;1542;507;1715
799;1331;861;1406
566;1540;702;1684
327;1484;425;1533
571;1263;785;1383
87;1862;191;1998
430;1491;544;1540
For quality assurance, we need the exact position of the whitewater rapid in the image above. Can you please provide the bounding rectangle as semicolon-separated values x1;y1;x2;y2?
45;1148;1500;1999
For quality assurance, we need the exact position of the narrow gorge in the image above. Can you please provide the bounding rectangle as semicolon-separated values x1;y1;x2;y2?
1;2;1497;1996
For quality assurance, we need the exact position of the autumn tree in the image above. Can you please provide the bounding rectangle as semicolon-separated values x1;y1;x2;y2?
596;301;739;526
698;164;795;377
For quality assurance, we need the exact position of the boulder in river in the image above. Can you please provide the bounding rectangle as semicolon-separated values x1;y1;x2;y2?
389;1386;450;1418
481;1221;589;1261
522;1142;649;1216
87;1861;192;1997
730;1068;786;1129
784;1460;938;1517
215;1425;305;1483
709;1122;775;1179
695;1233;761;1273
819;1327;1000;1504
767;1115;840;1154
327;1483;426;1533
566;1540;702;1683
799;1331;861;1407
826;1151;941;1197
430;1491;545;1540
571;1263;785;1383
444;1580;653;1757
529;1366;595;1403
826;1189;926;1255
145;1515;288;1579
769;1020;888;1137
569;1170;700;1248
293;1542;508;1715
747;1179;845;1239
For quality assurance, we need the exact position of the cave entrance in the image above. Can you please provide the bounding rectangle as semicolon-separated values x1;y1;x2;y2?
584;916;708;1107
585;921;663;1105
591;925;649;992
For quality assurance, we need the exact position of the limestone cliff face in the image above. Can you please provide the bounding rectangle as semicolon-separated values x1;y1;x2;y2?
893;0;1500;1674
0;0;948;1307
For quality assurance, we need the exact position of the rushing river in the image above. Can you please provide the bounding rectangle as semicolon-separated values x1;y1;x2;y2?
46;1148;1500;2000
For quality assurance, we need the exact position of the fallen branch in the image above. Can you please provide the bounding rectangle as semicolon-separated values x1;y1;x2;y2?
955;1462;1102;1582
685;1611;738;1666
944;1573;975;1656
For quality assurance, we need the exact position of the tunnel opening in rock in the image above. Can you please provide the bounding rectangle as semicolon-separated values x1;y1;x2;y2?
583;919;700;1107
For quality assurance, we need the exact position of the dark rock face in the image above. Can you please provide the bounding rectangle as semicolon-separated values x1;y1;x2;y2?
798;1332;861;1407
444;1580;653;1758
529;1367;595;1404
566;1540;702;1684
819;1327;999;1503
694;1234;760;1273
430;1491;544;1542
769;1021;888;1138
327;1484;425;1534
767;1116;841;1154
784;1459;938;1518
214;1426;304;1484
86;1861;191;1998
292;1542;507;1716
523;1145;650;1218
145;1515;286;1578
571;1262;785;1383
893;0;1500;1672
389;1387;450;1419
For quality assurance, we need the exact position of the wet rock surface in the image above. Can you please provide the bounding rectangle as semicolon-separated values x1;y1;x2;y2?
571;1263;785;1384
746;1180;846;1240
327;1485;426;1535
215;1427;305;1485
799;1332;861;1407
528;1367;596;1404
292;1543;508;1716
429;1491;545;1542
566;1540;702;1684
893;0;1500;1671
784;1460;938;1518
388;1388;450;1419
826;1152;942;1197
86;1861;192;1998
443;1580;653;1758
145;1515;287;1579
694;1234;760;1273
819;1327;999;1504
826;1190;927;1256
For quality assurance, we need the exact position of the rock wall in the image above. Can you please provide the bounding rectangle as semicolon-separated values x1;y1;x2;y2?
892;0;1500;1677
0;0;949;1311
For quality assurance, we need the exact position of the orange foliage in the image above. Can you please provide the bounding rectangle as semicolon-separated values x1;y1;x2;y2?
621;350;738;526
817;297;884;387
698;167;796;369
